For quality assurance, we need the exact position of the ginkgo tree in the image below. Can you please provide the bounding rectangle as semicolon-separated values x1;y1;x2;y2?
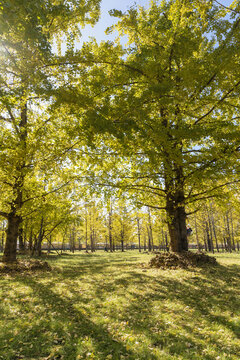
0;0;101;262
68;0;240;252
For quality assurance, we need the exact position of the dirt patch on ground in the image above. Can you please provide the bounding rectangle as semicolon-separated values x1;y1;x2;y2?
0;259;52;273
149;251;217;269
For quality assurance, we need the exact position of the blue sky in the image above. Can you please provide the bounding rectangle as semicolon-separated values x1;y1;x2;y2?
80;0;150;43
79;0;234;44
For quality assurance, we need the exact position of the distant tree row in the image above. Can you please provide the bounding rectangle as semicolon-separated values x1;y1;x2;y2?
1;195;239;255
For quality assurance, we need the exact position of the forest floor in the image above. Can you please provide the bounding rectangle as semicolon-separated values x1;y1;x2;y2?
0;251;239;360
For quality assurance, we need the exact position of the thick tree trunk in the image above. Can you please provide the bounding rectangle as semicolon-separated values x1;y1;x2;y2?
166;191;188;252
2;213;21;263
2;102;27;263
161;109;188;253
164;146;188;252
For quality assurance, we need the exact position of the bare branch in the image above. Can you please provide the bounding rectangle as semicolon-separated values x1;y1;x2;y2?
214;0;240;14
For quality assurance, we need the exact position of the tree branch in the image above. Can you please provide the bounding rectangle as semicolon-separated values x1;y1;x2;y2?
194;79;240;125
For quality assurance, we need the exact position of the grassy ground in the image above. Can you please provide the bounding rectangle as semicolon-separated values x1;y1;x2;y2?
0;251;239;360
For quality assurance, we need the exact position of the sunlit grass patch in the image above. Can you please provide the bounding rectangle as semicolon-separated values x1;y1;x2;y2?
0;251;239;359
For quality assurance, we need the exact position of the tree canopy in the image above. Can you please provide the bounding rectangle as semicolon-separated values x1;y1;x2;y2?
0;0;240;261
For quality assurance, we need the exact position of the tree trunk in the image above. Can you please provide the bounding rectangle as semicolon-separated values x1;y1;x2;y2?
2;213;21;263
162;111;188;253
143;233;147;251
161;229;165;251
2;102;27;263
165;160;188;252
29;228;33;251
207;210;214;253
203;232;208;251
35;217;44;257
210;204;219;252
1;231;4;253
90;233;94;252
225;213;232;252
137;217;141;252
147;207;153;251
147;226;152;252
108;204;113;252
85;204;88;251
18;222;25;252
90;210;95;252
230;210;236;251
205;221;213;252
165;232;169;252
194;214;200;251
121;240;124;252
120;221;124;252
166;200;188;252
223;236;227;251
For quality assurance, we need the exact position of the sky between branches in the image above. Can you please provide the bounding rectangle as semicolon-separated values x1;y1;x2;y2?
79;0;234;45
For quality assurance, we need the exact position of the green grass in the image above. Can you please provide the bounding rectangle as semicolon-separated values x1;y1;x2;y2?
0;251;240;360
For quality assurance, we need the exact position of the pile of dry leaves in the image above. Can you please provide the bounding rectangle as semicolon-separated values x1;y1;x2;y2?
0;259;52;273
149;251;217;269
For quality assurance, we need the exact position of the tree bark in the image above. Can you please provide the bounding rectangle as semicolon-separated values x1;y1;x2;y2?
194;214;200;251
2;102;27;263
36;217;44;257
230;210;236;251
147;207;153;251
2;213;21;263
85;204;88;251
164;151;188;252
143;232;147;251
108;203;113;252
210;203;219;252
120;220;124;252
137;217;141;252
147;226;152;252
162;109;188;253
18;221;25;252
166;193;188;252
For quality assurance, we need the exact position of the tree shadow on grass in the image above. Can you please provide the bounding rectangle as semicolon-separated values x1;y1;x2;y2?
49;253;140;279
2;275;136;360
99;263;240;359
2;254;239;360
